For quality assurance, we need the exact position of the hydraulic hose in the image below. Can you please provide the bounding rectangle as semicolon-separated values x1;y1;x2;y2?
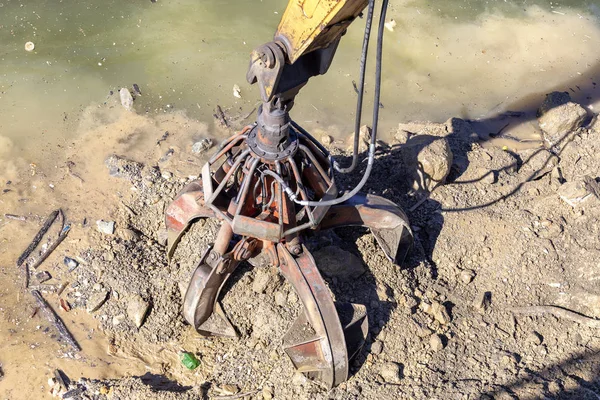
333;0;375;173
266;0;389;207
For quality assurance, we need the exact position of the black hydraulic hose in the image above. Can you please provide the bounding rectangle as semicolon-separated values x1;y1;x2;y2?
266;0;389;207
334;0;375;173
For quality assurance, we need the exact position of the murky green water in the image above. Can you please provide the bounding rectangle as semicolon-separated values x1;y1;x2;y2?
1;0;600;180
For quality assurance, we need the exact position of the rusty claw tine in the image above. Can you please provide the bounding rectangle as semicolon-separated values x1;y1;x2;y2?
278;244;355;388
319;192;414;265
183;224;240;337
165;180;215;259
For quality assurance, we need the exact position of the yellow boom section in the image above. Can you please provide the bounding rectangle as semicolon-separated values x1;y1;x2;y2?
275;0;368;64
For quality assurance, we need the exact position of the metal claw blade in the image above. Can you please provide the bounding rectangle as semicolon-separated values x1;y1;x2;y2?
182;225;240;337
319;192;414;265
278;244;368;388
165;180;215;259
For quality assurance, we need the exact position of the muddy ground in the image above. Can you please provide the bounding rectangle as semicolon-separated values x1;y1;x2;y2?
2;93;600;400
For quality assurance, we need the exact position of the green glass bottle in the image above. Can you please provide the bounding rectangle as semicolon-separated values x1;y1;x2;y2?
179;351;200;370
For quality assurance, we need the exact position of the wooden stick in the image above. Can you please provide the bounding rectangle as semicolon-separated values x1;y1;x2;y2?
17;209;60;266
29;224;71;270
509;305;600;328
31;290;81;352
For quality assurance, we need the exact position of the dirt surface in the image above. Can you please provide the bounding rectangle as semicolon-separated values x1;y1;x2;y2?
3;94;600;400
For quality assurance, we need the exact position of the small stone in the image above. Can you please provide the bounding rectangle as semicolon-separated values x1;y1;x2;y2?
371;341;383;355
473;291;491;313
429;300;451;325
262;386;274;400
119;228;139;241
96;220;115;235
119;88;134;111
590;114;600;134
161;171;173;180
321;135;333;146
157;229;169;246
35;271;51;283
429;333;444;351
526;331;543;346
558;176;600;207
292;372;307;386
87;289;109;313
112;314;126;326
25;41;35;52
192;138;214;154
314;246;366;279
379;362;401;383
221;384;239;395
127;295;150;328
460;269;475;284
274;291;286;307
233;84;242;99
253;269;271;294
63;256;79;271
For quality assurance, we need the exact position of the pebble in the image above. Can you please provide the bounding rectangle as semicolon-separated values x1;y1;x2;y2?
429;333;444;351
314;246;366;279
262;386;274;400
112;314;126;326
25;41;35;52
157;229;169;246
473;291;491;313
192;138;214;154
119;228;139;241
371;341;383;355
321;135;333;146
291;372;307;386
96;220;115;235
127;294;150;328
119;88;134;111
460;269;476;284
274;291;286;307
526;331;543;346
63;257;79;271
252;269;271;294
86;289;109;313
380;362;401;383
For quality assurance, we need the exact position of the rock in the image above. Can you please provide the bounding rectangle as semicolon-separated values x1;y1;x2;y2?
87;289;109;313
526;331;543;346
157;229;169;246
422;300;451;325
384;19;396;32
127;295;150;328
61;257;77;271
347;125;371;152
274;291;286;307
460;269;475;284
161;171;173;180
314;246;366;279
538;94;587;145
119;88;134;111
590;114;600;134
379;362;401;383
517;148;559;178
262;386;274;400
105;155;144;182
252;269;271;294
220;384;239;395
233;84;242;99
558;176;600;207
192;138;214;154
35;271;51;283
393;129;411;145
118;228;139;241
429;333;444;351
292;372;307;386
371;341;383;355
112;314;126;326
321;135;333;146
402;134;453;191
473;291;491;313
96;220;115;235
25;41;35;52
538;91;572;116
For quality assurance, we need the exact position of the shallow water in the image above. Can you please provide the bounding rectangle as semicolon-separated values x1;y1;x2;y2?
1;0;600;175
1;0;600;397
